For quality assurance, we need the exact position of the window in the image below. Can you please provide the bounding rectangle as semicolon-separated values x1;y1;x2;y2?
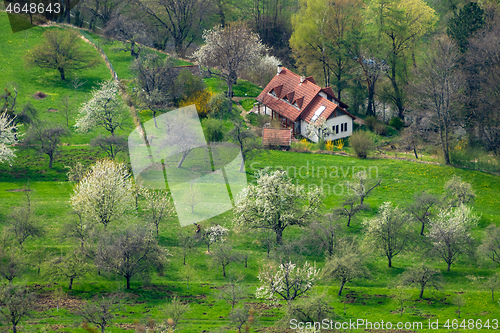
311;106;326;122
336;125;339;134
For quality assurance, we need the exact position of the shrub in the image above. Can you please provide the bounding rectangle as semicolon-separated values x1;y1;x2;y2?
374;122;388;136
389;117;404;130
364;116;378;131
202;118;224;142
350;131;375;158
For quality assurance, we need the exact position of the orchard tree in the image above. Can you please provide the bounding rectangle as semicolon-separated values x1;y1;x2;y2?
256;261;320;302
90;135;128;160
23;123;68;168
75;80;127;136
345;171;381;206
0;248;25;285
49;248;90;290
363;202;413;268
0;285;34;333
303;217;342;257
193;23;265;114
443;175;475;207
478;224;500;264
95;226;168;289
78;295;119;333
211;243;240;277
0;112;18;165
407;191;439;235
334;195;366;227
483;274;500;302
25;29;100;80
426;205;479;271
70;160;134;228
235;170;322;245
177;229;198;265
142;189;173;236
9;184;44;251
322;241;367;296
399;264;443;299
202;225;228;252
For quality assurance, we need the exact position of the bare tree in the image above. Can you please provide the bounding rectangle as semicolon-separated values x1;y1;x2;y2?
90;135;128;160
142;189;173;236
0;248;25;285
95;226;167;289
399;264;443;299
218;278;247;310
303;217;342;257
78;294;120;333
211;243;240;277
479;224;500;265
410;36;462;164
23;123;68;168
193;23;265;114
162;296;190;331
344;171;381;206
407;192;440;235
483;274;500;302
48;248;90;290
8;184;44;250
60;96;71;126
0;285;34;333
322;240;367;296
334;195;366;227
135;0;209;57
177;229;198;265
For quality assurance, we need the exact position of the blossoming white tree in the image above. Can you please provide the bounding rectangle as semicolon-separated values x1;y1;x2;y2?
0;112;18;165
363;202;413;268
202;225;229;252
426;204;479;271
192;23;265;114
75;80;127;136
235;170;322;245
256;261;320;302
71;159;134;228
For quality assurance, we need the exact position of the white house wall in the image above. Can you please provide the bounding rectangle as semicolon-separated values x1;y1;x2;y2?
300;114;353;143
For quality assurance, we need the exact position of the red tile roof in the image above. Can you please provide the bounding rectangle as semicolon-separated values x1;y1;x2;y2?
256;67;354;123
262;128;292;146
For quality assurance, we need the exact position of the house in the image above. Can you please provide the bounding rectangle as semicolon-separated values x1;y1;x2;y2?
262;128;292;148
255;66;355;143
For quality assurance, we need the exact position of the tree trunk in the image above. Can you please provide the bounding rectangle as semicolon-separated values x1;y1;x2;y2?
69;277;74;290
420;222;425;236
177;149;191;168
413;145;418;159
227;77;234;115
101;325;105;333
12;324;17;333
447;261;451;271
492;290;495;302
275;228;283;245
222;265;226;277
66;0;71;23
338;280;346;296
366;84;376;116
347;214;352;227
388;256;392;268
183;254;186;265
126;276;131;289
49;153;54;168
58;67;66;80
419;286;424;299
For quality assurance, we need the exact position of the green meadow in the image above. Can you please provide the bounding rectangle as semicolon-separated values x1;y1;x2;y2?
1;11;500;333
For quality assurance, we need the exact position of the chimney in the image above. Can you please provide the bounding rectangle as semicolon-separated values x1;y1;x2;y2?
277;65;283;74
300;76;305;83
